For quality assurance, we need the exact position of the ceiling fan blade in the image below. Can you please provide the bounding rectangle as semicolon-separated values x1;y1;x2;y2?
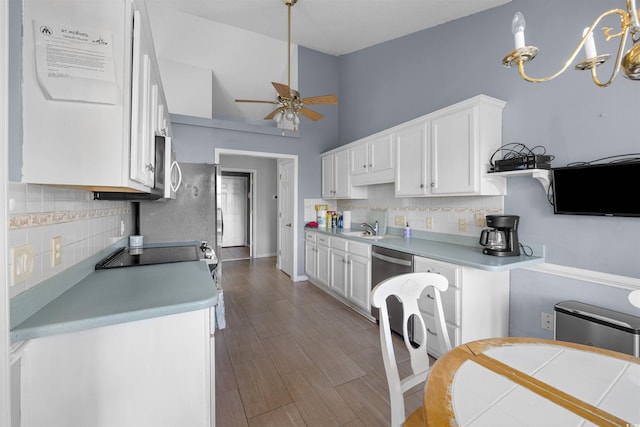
301;94;338;105
235;99;279;104
272;82;291;98
264;108;282;120
299;107;324;121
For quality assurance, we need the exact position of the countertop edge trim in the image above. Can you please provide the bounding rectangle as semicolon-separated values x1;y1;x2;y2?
10;295;218;343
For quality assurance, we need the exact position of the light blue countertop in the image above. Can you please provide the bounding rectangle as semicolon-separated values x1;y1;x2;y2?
308;227;544;271
10;254;218;343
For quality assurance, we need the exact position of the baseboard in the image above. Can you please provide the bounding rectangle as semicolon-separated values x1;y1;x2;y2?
524;263;640;291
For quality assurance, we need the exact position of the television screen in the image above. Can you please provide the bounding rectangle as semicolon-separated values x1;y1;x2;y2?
552;162;640;217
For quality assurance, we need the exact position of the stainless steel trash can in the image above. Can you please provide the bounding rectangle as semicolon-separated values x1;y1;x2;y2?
554;300;640;357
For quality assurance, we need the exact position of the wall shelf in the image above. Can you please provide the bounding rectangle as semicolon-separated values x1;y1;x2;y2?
487;169;552;191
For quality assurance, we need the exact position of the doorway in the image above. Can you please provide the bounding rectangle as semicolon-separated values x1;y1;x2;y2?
216;149;299;281
220;171;252;261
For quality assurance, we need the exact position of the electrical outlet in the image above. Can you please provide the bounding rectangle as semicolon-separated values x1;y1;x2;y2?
51;236;62;267
11;244;34;285
475;211;486;227
458;218;467;232
426;216;433;230
395;215;407;226
541;312;554;331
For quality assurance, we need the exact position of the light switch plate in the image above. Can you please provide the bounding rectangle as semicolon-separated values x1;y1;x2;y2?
51;236;62;267
458;218;467;232
476;211;486;227
426;216;433;230
11;244;34;285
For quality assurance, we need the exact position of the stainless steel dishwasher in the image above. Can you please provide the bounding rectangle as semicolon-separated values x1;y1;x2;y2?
371;246;414;339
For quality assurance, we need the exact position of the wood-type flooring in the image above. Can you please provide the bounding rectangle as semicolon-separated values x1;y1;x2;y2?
216;257;431;426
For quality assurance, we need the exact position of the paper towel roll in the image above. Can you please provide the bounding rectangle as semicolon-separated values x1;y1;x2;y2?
342;211;351;229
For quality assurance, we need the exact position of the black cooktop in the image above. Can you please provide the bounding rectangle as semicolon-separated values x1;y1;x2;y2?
95;245;201;270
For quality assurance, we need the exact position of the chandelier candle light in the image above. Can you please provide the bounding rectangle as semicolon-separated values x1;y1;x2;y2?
502;0;640;86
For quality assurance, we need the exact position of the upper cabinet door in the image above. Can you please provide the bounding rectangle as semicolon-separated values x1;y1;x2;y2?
130;10;156;187
333;150;351;198
395;122;429;197
321;154;335;198
368;134;394;174
349;144;368;176
430;108;477;194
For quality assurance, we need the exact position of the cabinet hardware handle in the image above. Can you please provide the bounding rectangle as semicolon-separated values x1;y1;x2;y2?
145;163;155;172
420;184;424;188
369;164;372;167
427;328;437;336
363;165;367;168
426;294;434;300
431;182;435;187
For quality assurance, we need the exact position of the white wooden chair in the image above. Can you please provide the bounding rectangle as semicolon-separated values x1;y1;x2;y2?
629;289;640;309
371;272;452;427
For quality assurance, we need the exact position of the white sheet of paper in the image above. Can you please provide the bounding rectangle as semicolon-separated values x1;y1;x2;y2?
33;20;120;104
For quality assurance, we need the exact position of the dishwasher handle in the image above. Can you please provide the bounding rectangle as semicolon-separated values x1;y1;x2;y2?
371;251;413;267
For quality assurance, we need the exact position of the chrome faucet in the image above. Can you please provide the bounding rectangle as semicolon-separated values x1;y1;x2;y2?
361;221;379;236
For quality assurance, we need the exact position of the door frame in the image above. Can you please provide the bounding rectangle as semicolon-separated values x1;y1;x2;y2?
220;168;256;258
215;148;300;281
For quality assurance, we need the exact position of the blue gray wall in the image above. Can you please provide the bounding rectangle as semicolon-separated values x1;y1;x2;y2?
336;0;640;337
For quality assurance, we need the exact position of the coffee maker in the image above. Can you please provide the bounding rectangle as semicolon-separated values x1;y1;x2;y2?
479;215;520;256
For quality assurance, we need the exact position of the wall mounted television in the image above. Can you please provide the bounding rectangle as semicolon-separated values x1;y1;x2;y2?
552;161;640;217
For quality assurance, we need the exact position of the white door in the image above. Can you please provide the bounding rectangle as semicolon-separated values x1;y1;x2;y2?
278;160;294;277
220;176;247;247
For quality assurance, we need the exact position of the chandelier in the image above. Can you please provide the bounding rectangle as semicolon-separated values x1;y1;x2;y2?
502;0;640;87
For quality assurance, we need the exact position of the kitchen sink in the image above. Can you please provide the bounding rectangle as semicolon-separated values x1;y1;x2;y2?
340;231;391;240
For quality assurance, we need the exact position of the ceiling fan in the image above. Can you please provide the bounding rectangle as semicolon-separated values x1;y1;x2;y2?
234;0;338;132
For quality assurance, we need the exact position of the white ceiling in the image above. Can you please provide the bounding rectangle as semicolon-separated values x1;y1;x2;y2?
148;0;512;56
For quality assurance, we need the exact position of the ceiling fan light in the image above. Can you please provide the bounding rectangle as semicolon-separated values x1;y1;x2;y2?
285;109;296;120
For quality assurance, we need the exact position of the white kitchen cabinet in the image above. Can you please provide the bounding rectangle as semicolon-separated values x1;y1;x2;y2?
304;232;330;288
306;233;372;316
329;237;349;296
19;0;171;193
413;255;509;358
349;133;395;186
316;234;331;287
346;241;371;312
20;309;215;427
395;122;430;196
395;95;507;197
321;150;367;199
304;232;317;279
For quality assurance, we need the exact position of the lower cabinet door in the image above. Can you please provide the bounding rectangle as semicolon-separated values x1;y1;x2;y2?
316;244;330;287
329;249;348;296
348;254;371;311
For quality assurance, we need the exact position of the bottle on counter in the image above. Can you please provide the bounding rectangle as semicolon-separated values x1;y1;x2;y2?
317;209;327;228
404;222;411;238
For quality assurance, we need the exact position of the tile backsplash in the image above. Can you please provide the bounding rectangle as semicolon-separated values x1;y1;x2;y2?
7;183;134;297
306;183;503;236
